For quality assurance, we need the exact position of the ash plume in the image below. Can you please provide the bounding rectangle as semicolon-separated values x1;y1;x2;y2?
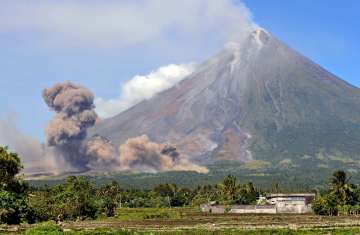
119;135;208;173
85;135;118;169
43;82;111;171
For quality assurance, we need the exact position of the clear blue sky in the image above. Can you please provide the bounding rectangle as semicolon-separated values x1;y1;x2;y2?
0;0;359;141
243;0;360;87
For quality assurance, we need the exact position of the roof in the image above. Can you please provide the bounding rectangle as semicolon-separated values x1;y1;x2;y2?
267;193;316;198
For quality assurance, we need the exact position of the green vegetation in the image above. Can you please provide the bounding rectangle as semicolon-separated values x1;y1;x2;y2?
25;221;63;235
0;146;33;224
240;160;271;170
20;226;360;235
313;170;360;215
26;174;258;224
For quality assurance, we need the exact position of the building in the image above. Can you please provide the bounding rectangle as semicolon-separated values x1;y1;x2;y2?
229;205;277;214
266;193;316;214
200;193;316;214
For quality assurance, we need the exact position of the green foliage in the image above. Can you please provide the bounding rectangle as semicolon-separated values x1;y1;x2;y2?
29;176;98;222
234;182;258;205
0;146;32;224
25;221;64;235
330;170;355;205
219;175;237;202
312;194;338;216
313;170;360;216
0;189;30;224
0;146;22;186
153;183;192;207
96;181;122;217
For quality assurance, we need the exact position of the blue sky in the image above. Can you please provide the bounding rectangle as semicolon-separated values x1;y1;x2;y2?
0;0;359;141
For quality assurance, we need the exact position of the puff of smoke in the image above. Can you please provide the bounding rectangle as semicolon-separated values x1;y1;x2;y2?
43;82;95;115
85;135;119;170
119;135;208;173
43;82;98;170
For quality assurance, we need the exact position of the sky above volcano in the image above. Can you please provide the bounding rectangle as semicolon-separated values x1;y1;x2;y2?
0;0;359;141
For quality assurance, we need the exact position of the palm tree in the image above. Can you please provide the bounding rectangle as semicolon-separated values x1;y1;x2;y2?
219;175;238;202
330;170;353;205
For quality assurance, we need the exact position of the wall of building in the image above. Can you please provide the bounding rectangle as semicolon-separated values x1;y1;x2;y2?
200;194;315;214
275;201;312;214
229;206;277;214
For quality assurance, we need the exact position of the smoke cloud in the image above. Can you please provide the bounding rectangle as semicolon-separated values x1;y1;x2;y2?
119;135;208;173
43;82;115;171
85;135;118;170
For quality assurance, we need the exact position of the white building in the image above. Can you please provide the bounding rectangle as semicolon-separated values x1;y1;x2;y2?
266;193;316;213
200;193;316;214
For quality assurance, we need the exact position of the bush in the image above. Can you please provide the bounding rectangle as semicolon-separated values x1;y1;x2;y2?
29;177;99;222
0;146;32;224
312;194;338;216
25;221;64;235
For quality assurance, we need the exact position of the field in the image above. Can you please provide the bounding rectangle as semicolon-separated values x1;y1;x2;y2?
3;208;360;234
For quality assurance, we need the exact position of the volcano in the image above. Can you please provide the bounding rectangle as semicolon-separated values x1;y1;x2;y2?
91;29;360;172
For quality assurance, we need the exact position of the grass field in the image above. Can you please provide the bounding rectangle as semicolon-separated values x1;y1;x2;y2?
3;208;360;234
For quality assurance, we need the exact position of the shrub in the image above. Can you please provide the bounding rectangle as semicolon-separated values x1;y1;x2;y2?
25;221;64;235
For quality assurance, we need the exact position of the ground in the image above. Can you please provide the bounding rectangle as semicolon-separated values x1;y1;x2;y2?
2;208;360;234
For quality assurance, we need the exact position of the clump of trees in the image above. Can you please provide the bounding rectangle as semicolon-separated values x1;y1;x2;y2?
26;175;258;223
0;146;33;224
313;170;360;215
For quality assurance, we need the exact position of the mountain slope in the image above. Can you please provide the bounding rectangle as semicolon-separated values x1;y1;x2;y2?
91;29;360;172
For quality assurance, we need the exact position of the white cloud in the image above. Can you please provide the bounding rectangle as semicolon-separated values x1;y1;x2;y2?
95;63;195;118
0;0;254;49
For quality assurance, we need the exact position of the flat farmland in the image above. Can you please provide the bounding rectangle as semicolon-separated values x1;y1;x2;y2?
67;208;360;231
3;208;360;234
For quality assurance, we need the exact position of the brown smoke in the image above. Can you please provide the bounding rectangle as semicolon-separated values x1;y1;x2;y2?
85;135;119;170
43;82;97;147
119;135;208;173
43;82;109;171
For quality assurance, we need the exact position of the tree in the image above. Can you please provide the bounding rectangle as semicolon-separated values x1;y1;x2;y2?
312;194;338;216
235;182;258;205
0;146;31;224
44;176;98;221
219;175;238;202
97;181;122;217
153;183;190;207
330;170;354;205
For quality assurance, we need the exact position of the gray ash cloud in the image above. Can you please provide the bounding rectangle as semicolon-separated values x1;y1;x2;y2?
43;82;115;170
